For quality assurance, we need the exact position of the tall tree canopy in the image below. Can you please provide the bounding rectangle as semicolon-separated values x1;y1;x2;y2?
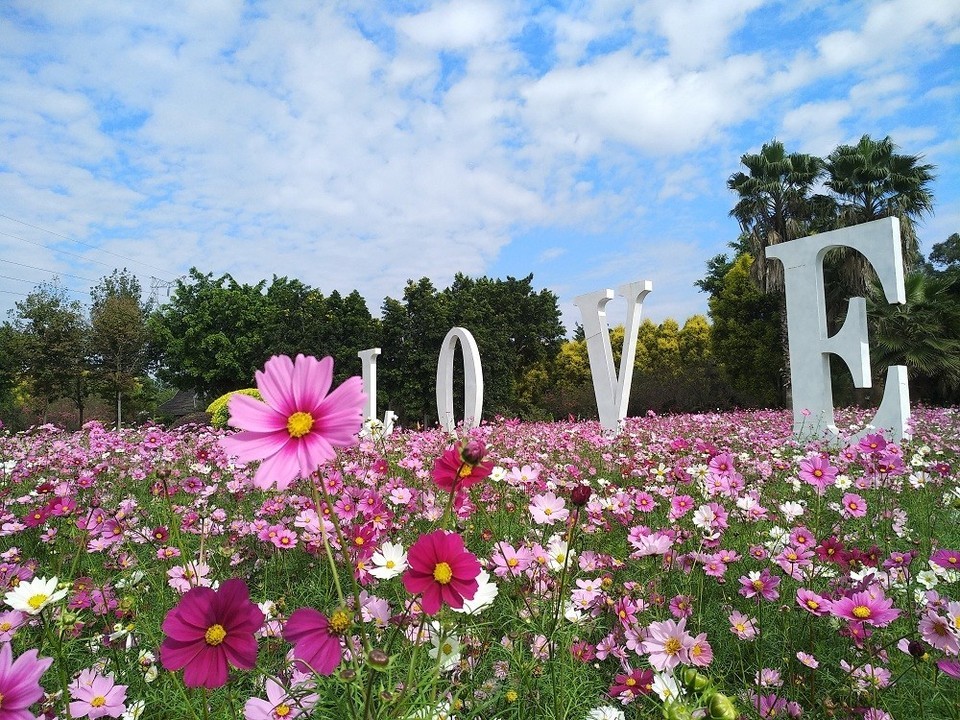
13;281;91;422
89;269;152;427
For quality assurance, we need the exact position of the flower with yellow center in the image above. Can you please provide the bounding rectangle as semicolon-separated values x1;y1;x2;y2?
852;606;872;619
205;624;227;646
433;562;453;584
329;609;351;634
4;576;67;616
286;411;314;438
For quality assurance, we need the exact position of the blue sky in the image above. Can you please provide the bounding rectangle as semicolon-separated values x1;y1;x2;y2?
1;0;958;332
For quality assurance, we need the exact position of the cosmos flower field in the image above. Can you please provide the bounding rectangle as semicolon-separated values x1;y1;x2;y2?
2;401;960;719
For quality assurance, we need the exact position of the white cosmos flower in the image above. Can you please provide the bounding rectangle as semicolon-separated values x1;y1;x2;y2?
651;671;683;702
452;570;498;615
369;542;408;580
585;706;625;720
428;629;461;672
4;575;68;614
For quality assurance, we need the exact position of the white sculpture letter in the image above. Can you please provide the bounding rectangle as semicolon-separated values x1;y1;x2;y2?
436;327;484;433
573;280;653;432
357;348;381;422
766;217;909;441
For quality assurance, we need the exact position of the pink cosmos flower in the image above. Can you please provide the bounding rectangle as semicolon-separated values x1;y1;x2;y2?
729;610;758;640
931;548;960;571
221;355;366;490
796;588;829;616
739;569;780;601
432;440;493;493
840;493;868;519
282;608;349;676
529;492;570;525
608;667;653;701
799;454;837;494
642;617;694;671
402;530;481;615
830;588;901;627
0;642;53;719
69;669;127;719
160;578;265;689
244;677;318;720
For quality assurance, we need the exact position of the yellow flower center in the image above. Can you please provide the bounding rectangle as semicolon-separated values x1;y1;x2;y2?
458;464;473;479
505;690;518;703
442;642;453;654
354;537;364;546
0;621;10;631
544;508;553;515
507;558;518;567
27;593;49;610
385;560;395;569
625;677;636;686
205;624;227;646
286;412;314;438
275;704;291;717
433;562;453;584
806;600;820;610
91;696;106;708
752;580;764;591
330;609;351;634
852;606;871;619
664;637;682;655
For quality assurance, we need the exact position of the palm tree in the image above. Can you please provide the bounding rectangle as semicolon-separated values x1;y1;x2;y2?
866;272;960;402
728;140;823;403
825;134;936;294
728;139;824;294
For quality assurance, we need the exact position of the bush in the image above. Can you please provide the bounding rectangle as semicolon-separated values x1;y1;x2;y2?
205;388;262;428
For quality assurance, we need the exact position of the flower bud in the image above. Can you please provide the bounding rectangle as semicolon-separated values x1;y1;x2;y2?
662;701;694;720
367;648;390;670
461;439;486;465
570;484;592;507
908;639;927;659
708;692;738;720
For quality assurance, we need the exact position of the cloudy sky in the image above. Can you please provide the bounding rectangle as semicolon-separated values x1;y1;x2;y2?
1;0;958;333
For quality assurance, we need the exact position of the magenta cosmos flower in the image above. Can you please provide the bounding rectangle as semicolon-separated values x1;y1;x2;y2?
221;355;366;490
432;440;493;492
829;588;901;627
160;578;265;689
282;607;351;676
0;642;52;719
403;530;481;615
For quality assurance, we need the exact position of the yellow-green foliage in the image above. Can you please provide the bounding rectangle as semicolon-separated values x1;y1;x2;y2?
206;388;262;429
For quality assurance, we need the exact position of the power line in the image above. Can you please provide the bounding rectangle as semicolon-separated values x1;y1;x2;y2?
0;273;88;295
0;258;97;283
0;213;177;279
0;230;114;269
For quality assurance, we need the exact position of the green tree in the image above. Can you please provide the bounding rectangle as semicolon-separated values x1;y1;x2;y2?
708;255;783;407
379;278;451;426
930;233;960;271
443;274;564;418
825;134;936;281
13;281;92;423
149;269;271;397
728;140;823;294
89;270;151;428
866;272;960;402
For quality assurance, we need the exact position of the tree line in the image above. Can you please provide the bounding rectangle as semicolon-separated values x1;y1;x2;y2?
1;134;955;430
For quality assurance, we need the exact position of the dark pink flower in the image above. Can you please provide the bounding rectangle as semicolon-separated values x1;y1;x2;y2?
432;442;493;493
608;667;653;699
221;355;366;490
0;642;53;719
160;578;264;689
830;588;901;627
402;530;481;615
283;608;349;676
738;569;780;601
